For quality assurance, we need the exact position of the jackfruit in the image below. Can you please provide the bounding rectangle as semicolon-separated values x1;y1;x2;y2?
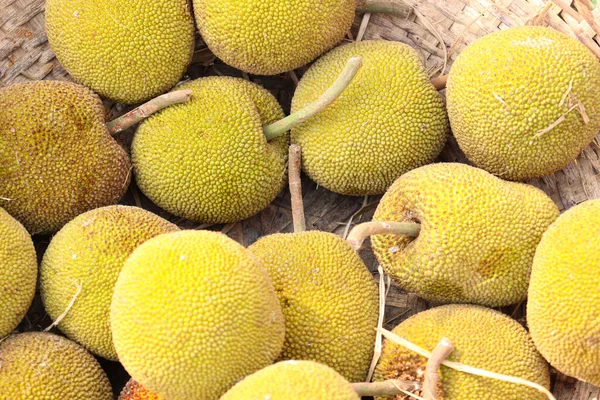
291;40;449;195
111;230;285;400
132;76;288;224
220;360;360;400
119;379;164;400
0;81;131;234
446;26;600;180
46;0;195;104
371;162;559;306
374;304;550;399
193;0;354;75
40;205;179;361
0;207;37;338
0;332;112;399
527;199;600;385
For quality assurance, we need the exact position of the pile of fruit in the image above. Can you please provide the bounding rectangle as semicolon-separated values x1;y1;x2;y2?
1;0;599;399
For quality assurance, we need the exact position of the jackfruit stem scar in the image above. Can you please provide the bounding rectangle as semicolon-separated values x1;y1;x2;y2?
431;74;448;90
423;338;454;400
288;144;306;233
350;379;419;397
263;57;363;140
347;221;421;251
106;90;193;135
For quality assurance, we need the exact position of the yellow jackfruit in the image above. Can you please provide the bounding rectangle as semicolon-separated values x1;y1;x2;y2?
527;199;600;385
132;76;288;224
446;26;600;180
46;0;195;104
119;379;164;400
0;332;113;399
111;230;285;400
374;304;550;399
372;163;559;306
193;0;355;75
291;40;449;195
40;205;179;361
248;231;379;382
220;360;360;400
0;81;131;234
0;207;37;338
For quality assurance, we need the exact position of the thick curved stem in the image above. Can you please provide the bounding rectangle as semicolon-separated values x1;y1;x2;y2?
423;338;455;400
288;144;306;233
350;379;419;397
431;74;448;90
356;0;412;17
347;221;421;251
263;57;363;141
106;90;193;135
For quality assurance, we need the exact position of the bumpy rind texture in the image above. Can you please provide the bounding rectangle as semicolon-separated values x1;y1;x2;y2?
528;199;600;385
45;0;194;104
221;360;360;400
248;231;379;382
291;40;449;196
111;230;285;400
0;332;113;399
194;0;354;75
446;26;600;181
374;305;550;400
40;205;179;361
0;208;37;338
372;162;559;306
119;379;164;400
132;77;288;224
0;81;131;234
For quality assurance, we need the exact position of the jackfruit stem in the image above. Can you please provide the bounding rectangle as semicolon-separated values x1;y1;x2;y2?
347;221;421;251
431;74;448;90
423;338;455;400
289;144;306;233
356;1;412;18
350;379;420;397
106;89;193;135
262;57;363;141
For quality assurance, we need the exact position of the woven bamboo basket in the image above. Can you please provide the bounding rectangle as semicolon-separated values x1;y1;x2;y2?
2;0;600;398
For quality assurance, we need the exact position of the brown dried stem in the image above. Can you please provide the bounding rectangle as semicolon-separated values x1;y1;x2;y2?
347;221;421;251
431;74;448;90
350;379;420;397
356;1;412;17
422;338;455;400
288;144;305;233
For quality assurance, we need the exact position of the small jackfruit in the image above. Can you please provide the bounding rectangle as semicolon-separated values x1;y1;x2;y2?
248;231;379;382
0;81;131;234
527;199;600;385
132;76;288;224
193;0;355;75
119;379;164;400
0;332;113;399
374;304;550;399
0;207;37;338
446;26;600;180
371;163;559;306
46;0;195;104
111;230;285;400
291;40;449;195
40;205;179;360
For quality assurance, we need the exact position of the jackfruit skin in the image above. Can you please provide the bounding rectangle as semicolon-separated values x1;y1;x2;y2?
194;0;354;75
374;305;550;400
46;0;195;104
527;199;600;385
0;332;113;399
111;230;285;400
132;76;288;224
248;231;379;382
0;81;131;234
446;26;600;181
221;360;360;400
372;163;559;306
291;40;449;195
0;208;37;338
40;205;179;361
119;379;164;400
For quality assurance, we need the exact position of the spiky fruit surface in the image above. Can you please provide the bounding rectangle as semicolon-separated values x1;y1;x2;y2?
374;305;550;400
111;230;285;400
0;81;130;234
40;205;178;360
0;207;37;338
193;0;354;75
221;360;360;400
291;40;449;196
46;0;194;104
528;199;600;385
119;379;164;400
248;231;379;382
132;77;288;224
0;332;112;399
372;163;559;306
446;26;600;180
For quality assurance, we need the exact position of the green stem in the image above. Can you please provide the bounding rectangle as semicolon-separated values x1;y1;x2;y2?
347;221;421;251
262;57;363;141
288;144;306;233
350;379;419;397
356;0;412;17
